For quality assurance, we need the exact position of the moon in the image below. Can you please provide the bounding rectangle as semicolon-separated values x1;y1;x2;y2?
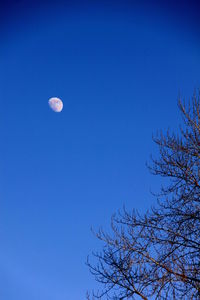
48;97;63;112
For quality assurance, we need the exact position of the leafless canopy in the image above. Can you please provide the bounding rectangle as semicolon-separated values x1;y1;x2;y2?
87;92;200;299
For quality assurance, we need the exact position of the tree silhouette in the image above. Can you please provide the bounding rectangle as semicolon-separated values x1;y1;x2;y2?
87;92;200;299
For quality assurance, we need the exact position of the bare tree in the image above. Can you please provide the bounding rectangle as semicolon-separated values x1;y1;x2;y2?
87;92;200;299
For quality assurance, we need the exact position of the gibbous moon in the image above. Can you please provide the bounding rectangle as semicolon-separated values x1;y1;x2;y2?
48;97;63;112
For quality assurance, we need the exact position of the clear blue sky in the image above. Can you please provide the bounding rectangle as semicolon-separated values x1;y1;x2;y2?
0;1;200;299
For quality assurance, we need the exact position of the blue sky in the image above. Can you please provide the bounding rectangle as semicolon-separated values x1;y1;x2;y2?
0;1;200;299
